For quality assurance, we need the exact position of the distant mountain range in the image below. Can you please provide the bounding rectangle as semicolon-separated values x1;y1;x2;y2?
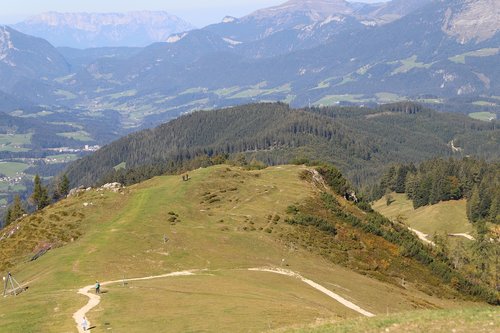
12;11;195;48
0;0;498;130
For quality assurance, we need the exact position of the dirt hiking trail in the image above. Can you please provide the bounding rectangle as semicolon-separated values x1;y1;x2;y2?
73;267;374;332
72;271;195;332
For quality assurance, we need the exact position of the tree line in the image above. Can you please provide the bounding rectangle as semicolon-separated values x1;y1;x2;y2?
316;164;498;304
374;157;499;224
3;174;69;227
64;102;500;189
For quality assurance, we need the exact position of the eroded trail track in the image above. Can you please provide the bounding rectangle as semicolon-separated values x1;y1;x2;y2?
73;267;374;332
72;271;195;332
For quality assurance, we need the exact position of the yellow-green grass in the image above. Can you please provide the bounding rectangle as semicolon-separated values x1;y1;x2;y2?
0;166;480;332
0;133;31;152
54;89;78;100
449;48;499;64
356;64;373;75
375;92;404;103
472;101;497;107
49;122;84;130
282;94;296;104
390;56;434;75
283;306;499;333
0;161;30;177
312;80;331;90
21;111;53;118
334;75;356;87
0;183;25;193
113;161;126;170
228;83;290;100
93;270;355;332
314;94;367;106
57;131;93;142
54;74;76;84
45;154;79;163
105;89;137;100
414;98;443;104
229;88;266;99
373;193;473;236
469;111;497;121
214;86;241;96
179;87;208;95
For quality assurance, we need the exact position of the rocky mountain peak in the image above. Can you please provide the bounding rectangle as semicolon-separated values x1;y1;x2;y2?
23;11;193;31
249;0;353;21
0;26;18;63
13;11;195;48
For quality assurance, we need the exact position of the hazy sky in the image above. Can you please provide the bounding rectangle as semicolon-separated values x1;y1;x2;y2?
0;0;389;27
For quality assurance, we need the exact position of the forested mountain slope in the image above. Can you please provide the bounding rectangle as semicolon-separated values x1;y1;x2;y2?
64;102;500;187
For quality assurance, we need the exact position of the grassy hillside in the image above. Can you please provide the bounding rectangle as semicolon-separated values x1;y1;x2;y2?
0;165;493;332
372;193;473;237
284;306;499;333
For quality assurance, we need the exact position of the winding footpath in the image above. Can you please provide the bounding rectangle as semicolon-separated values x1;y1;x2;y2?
448;233;475;241
72;267;374;332
249;268;375;317
408;227;436;246
408;228;476;245
72;271;195;332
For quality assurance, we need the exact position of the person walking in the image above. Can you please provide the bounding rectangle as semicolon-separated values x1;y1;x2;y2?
81;317;88;331
95;281;100;294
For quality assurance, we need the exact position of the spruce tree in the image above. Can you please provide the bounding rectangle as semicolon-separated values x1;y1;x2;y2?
5;195;26;225
467;185;481;222
61;174;70;196
53;174;70;200
31;174;50;210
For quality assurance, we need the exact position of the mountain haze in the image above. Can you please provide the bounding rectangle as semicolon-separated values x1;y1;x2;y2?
0;0;497;129
0;26;69;103
13;11;195;48
59;0;498;127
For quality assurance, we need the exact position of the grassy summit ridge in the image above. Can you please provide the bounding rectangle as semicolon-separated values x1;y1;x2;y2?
0;165;495;332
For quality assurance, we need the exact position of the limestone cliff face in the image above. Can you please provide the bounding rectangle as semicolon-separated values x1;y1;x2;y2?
13;11;195;48
441;0;500;43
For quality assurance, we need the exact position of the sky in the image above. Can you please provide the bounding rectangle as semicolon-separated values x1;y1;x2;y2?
0;0;389;27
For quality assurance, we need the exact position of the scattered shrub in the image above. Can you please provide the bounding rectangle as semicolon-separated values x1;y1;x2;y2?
286;205;299;215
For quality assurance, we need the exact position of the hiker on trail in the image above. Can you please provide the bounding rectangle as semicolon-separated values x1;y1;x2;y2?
81;317;88;331
95;281;100;294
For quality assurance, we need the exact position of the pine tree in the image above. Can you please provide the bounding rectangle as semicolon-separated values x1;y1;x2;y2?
394;166;408;193
31;174;50;210
489;196;499;224
467;185;481;222
53;174;70;200
4;195;26;226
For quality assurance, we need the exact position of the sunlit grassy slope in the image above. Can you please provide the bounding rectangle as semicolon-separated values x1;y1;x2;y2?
372;193;473;236
0;166;485;332
284;306;499;333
